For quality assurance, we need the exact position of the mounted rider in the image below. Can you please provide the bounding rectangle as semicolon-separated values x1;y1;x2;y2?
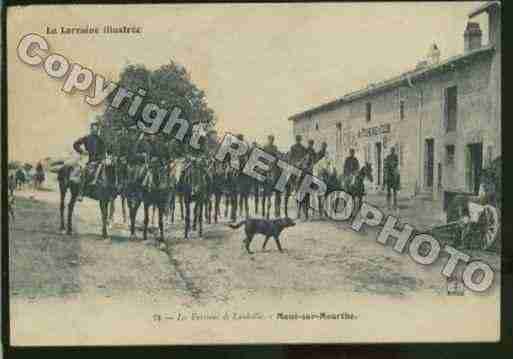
134;132;173;189
342;148;360;189
302;139;327;173
289;134;307;168
263;134;280;184
73;120;106;201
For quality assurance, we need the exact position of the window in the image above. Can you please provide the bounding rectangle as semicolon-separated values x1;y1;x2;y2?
400;100;405;120
446;145;455;166
366;102;372;122
315;122;319;131
445;86;458;132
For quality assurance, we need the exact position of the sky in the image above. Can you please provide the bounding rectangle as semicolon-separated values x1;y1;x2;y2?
7;2;488;162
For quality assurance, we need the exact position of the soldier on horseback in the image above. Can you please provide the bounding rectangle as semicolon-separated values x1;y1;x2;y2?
343;148;360;182
263;134;282;218
298;139;327;220
289;134;307;167
73;121;106;201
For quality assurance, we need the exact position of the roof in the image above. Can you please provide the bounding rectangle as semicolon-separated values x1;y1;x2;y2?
288;44;495;122
468;1;500;19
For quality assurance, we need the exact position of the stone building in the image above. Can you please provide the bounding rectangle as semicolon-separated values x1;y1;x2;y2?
289;2;501;199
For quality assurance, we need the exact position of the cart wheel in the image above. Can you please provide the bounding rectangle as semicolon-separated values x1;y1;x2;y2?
478;205;499;250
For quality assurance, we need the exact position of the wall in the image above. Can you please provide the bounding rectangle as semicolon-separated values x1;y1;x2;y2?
292;50;498;198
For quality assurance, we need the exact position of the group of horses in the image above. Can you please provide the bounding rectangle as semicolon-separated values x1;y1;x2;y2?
57;151;373;248
8;166;46;194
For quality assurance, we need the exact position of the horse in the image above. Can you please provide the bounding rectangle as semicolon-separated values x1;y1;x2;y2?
57;154;118;238
107;156;129;226
165;160;181;224
340;162;373;216
33;166;46;190
252;176;262;216
15;168;27;190
223;165;240;222
237;168;253;220
126;157;174;246
8;170;17;196
178;157;211;238
205;160;226;224
262;152;286;219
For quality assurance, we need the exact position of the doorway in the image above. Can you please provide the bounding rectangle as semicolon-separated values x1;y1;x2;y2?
424;138;434;189
375;142;382;186
466;143;483;194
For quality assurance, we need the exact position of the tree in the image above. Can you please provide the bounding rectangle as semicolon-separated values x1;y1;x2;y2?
101;61;217;159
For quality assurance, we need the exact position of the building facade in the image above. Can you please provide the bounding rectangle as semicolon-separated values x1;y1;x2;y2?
289;2;501;199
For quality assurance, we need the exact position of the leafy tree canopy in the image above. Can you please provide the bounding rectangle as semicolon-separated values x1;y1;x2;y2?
99;60;217;159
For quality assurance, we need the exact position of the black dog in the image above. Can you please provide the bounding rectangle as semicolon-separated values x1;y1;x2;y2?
229;217;296;254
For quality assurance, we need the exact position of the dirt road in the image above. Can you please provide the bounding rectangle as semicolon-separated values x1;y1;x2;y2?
8;178;501;345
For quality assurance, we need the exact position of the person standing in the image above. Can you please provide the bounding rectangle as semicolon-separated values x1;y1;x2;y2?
343;148;360;178
383;146;400;210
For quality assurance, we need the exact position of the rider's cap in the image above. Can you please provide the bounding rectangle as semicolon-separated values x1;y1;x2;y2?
268;134;275;140
295;134;302;141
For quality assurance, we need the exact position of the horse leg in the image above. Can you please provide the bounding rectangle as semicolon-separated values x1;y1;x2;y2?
224;194;229;218
122;195;127;224
169;193;176;224
198;201;204;237
158;204;164;243
110;197;115;222
284;192;289;218
151;204;156;227
304;194;310;220
98;200;108;239
256;186;261;216
206;195;211;224
129;199;140;239
318;195;324;219
244;194;249;219
181;194;186;221
238;192;243;219
215;193;221;223
67;185;79;235
262;194;266;218
143;202;149;242
192;200;198;231
59;182;66;232
184;195;191;239
266;193;272;220
275;191;282;218
230;193;237;222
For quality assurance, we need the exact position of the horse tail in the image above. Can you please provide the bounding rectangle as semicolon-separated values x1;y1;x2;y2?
228;220;246;229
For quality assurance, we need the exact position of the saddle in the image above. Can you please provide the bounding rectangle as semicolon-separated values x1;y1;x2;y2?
69;161;100;184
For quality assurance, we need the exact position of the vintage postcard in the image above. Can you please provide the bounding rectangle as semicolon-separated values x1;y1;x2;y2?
6;2;501;345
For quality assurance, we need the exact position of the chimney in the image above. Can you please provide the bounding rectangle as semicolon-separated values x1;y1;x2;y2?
427;43;441;65
464;22;482;52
